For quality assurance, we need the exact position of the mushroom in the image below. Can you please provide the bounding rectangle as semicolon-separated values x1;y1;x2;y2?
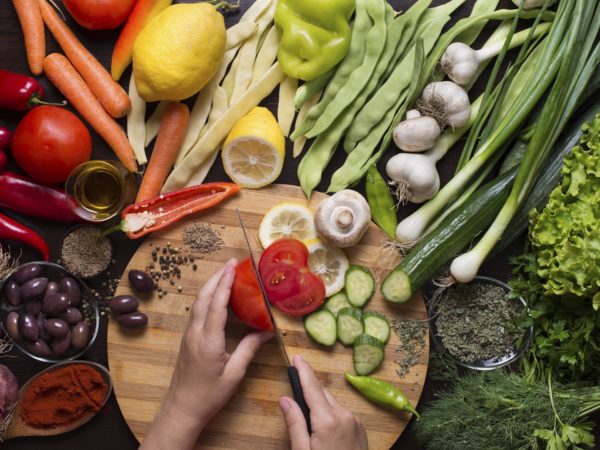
314;190;371;248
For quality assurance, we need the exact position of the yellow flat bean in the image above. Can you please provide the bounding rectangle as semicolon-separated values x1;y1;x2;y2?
208;86;229;127
127;75;147;165
162;63;285;192
251;25;280;84
144;101;169;147
277;76;297;137
226;22;258;50
293;90;322;158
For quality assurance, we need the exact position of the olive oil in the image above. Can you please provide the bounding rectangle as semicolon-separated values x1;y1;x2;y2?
66;160;137;221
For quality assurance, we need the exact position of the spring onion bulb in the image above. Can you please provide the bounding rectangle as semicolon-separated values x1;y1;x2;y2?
420;81;471;128
392;110;441;153
511;0;545;9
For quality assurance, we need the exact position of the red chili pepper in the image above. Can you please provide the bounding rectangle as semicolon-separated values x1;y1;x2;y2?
0;70;64;111
0;151;7;172
0;172;83;222
120;182;241;239
0;127;12;151
0;212;50;261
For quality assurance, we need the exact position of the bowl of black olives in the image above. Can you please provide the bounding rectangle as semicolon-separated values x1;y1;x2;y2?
0;262;99;363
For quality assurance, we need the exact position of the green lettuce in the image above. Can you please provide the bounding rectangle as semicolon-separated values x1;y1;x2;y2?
530;113;600;307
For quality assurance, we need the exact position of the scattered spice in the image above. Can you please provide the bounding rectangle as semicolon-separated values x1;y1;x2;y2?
183;223;223;255
392;317;427;378
20;364;108;429
60;226;113;279
434;282;523;364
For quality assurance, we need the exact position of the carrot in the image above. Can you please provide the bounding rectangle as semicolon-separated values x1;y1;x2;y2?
38;0;131;118
43;53;137;173
136;102;190;203
12;0;45;75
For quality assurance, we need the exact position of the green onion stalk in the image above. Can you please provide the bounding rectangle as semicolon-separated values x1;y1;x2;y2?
450;0;600;283
394;0;568;244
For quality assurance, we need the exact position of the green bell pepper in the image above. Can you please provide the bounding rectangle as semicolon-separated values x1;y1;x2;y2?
275;0;355;81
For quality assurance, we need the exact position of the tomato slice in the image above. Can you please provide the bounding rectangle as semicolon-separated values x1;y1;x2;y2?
259;239;326;316
230;258;274;331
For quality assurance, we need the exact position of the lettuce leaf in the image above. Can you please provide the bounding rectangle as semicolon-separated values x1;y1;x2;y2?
530;113;600;304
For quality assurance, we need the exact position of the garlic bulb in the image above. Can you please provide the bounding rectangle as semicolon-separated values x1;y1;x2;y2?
441;43;482;86
511;0;545;9
314;190;371;248
386;152;441;204
421;81;471;128
392;110;441;153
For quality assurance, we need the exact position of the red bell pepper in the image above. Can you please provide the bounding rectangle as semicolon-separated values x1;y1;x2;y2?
0;127;11;151
0;70;64;111
0;212;49;261
0;172;83;222
120;182;240;239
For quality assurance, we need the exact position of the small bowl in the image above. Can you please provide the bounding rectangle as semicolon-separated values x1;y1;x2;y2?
59;224;115;281
0;262;100;363
428;276;533;371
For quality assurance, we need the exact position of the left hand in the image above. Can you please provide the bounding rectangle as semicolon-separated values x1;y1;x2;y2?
141;258;274;449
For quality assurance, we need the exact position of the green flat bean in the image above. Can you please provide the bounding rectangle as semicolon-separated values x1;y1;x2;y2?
294;70;334;110
304;0;387;139
290;0;371;141
344;1;462;152
366;165;397;238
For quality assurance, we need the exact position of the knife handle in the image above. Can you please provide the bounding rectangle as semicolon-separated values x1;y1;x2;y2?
287;365;312;434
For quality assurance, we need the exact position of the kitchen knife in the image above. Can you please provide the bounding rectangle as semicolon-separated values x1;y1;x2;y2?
235;208;312;433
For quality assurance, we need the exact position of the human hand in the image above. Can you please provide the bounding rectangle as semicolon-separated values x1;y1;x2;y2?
142;258;273;450
279;355;369;450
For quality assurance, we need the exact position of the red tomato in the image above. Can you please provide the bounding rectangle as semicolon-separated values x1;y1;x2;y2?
11;106;92;184
230;258;274;331
63;0;136;30
259;239;326;316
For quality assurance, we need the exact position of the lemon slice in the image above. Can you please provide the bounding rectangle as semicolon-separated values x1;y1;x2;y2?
306;240;349;297
259;203;317;248
222;107;285;189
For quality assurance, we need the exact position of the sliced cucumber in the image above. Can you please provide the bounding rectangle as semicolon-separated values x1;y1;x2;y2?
345;265;375;307
353;334;385;375
304;309;337;346
363;311;390;343
337;308;364;346
324;292;352;318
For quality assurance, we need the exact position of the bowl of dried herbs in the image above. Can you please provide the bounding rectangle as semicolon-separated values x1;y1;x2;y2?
429;276;533;370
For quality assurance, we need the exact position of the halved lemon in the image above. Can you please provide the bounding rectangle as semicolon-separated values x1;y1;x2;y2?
259;203;317;248
222;107;285;189
306;239;349;297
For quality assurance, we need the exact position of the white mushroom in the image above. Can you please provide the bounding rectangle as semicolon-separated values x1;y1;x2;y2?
315;190;371;248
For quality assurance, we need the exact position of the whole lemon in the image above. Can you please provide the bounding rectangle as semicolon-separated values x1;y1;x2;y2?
132;3;226;102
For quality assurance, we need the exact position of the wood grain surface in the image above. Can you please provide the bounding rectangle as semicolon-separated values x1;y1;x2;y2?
107;184;429;450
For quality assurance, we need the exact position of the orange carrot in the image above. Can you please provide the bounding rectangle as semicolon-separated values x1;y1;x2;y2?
12;0;45;75
43;53;137;173
38;0;131;118
136;102;190;203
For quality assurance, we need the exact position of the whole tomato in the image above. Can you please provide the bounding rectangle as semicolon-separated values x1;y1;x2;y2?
63;0;136;30
11;106;92;184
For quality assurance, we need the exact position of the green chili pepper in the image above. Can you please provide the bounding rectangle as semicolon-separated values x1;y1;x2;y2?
274;0;355;82
365;165;397;239
345;372;420;419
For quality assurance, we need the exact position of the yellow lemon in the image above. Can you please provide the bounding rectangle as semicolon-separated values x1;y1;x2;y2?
132;3;225;102
222;107;286;189
306;240;349;297
259;202;317;248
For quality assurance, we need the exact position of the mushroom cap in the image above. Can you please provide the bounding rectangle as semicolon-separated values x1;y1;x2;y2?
314;190;371;248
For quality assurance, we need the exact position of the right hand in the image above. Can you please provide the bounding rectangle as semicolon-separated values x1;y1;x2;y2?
278;355;368;450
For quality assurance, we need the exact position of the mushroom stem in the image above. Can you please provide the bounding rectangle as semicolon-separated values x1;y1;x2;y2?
334;206;354;229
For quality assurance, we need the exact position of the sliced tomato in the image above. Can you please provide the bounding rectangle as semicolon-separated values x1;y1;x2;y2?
230;258;274;331
259;239;326;316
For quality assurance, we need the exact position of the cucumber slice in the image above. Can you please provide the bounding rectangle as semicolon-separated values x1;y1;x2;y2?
337;307;364;346
304;309;337;346
363;311;390;343
324;292;352;318
353;334;385;375
345;265;375;307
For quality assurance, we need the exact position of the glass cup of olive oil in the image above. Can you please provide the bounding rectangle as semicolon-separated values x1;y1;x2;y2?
65;160;138;222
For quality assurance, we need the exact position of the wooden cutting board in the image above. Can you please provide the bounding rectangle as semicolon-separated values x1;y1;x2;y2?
107;184;429;450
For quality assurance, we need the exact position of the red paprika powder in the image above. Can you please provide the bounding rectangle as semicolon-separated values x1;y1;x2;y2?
20;364;108;428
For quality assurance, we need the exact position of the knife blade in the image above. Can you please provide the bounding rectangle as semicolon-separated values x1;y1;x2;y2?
235;208;311;433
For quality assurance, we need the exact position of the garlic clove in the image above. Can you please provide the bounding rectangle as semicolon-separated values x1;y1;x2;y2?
393;116;441;153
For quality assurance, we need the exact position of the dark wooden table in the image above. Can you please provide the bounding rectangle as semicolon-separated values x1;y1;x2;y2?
0;1;517;448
